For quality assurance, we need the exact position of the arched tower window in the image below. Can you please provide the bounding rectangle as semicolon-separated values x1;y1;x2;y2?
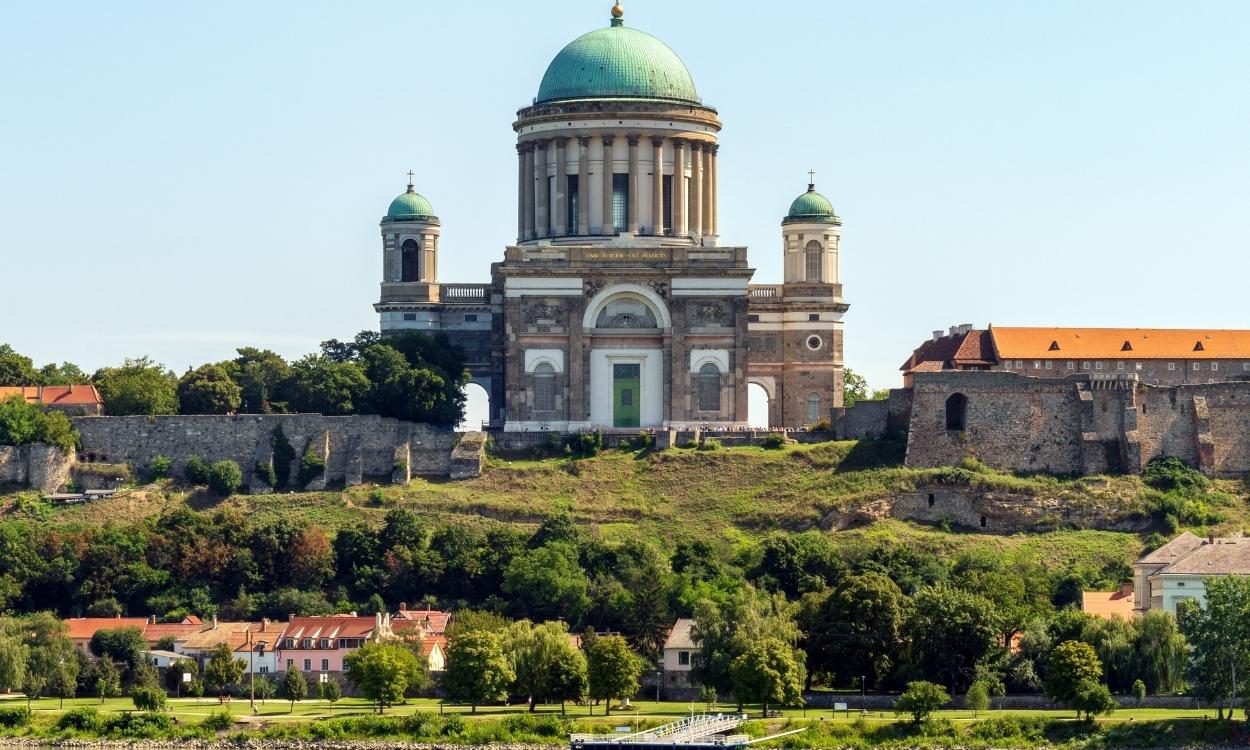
945;393;968;431
805;240;823;282
401;239;420;282
534;363;556;412
806;393;822;423
698;363;721;412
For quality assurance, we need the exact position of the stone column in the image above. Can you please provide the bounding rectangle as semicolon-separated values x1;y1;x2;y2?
601;135;615;234
651;137;665;236
522;143;534;241
516;144;525;242
553;137;568;237
671;138;687;237
535;140;549;239
710;145;719;236
702;145;714;237
578;136;591;236
627;135;640;235
690;141;703;238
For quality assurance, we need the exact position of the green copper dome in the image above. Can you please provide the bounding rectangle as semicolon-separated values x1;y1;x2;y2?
785;184;840;224
384;185;437;223
535;12;700;105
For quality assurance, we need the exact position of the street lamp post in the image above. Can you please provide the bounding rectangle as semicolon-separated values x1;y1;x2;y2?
655;670;662;703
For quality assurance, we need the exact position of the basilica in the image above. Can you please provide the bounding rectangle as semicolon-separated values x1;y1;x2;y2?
374;3;847;431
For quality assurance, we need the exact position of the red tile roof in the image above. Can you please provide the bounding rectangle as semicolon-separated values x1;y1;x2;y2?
279;616;379;641
0;385;102;407
394;610;450;635
990;327;1250;361
1081;590;1135;620
63;617;149;641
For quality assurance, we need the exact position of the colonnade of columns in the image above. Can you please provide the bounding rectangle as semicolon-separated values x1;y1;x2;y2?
516;135;719;242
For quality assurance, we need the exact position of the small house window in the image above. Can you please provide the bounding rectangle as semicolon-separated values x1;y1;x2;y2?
678;651;690;666
1082;362;1091;370
303;659;311;671
945;393;968;431
1033;361;1041;369
321;659;329;672
1045;361;1053;369
698;363;721;412
1169;363;1176;371
747;314;760;323
1095;362;1104;370
465;314;478;322
808;313;820;322
1212;362;1219;371
1117;362;1125;371
1067;362;1075;370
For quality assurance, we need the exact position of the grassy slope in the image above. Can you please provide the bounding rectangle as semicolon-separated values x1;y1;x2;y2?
3;441;1247;573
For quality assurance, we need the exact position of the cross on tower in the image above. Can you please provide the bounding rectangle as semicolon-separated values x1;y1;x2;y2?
406;170;415;188
808;169;816;185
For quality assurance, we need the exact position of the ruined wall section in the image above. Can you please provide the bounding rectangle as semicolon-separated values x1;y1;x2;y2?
0;445;76;492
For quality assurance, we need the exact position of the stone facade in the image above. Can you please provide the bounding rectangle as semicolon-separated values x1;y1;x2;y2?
903;371;1250;477
0;444;75;493
70;414;473;491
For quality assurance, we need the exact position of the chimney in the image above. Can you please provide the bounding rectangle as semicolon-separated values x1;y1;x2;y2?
932;330;943;342
212;615;218;630
1119;582;1133;598
399;602;408;612
262;618;270;632
949;326;958;336
288;613;295;622
375;612;383;629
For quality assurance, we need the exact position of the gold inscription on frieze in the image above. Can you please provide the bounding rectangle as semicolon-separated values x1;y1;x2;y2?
583;251;669;261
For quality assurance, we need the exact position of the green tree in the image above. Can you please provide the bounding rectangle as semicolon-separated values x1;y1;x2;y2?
586;634;643;716
166;659;199;694
95;657;121;704
894;680;950;724
253;676;276;703
802;572;909;690
37;361;89;386
279;666;307;712
207;460;242;496
505;620;588;711
131;686;166;712
1131;679;1147;704
318;678;341;710
233;348;292;413
1177;577;1250;719
89;627;147;666
730;637;805;717
1071;680;1117;719
287;355;370;415
1132;610;1187;695
342;642;424;714
0;344;39;385
691;588;802;695
0;396;78;453
965;681;991;717
203;643;245;694
502;543;591;624
1044;640;1104;715
0;633;29;694
443;630;514;713
842;368;870;407
177;364;242;415
906;586;1001;692
93;357;179;416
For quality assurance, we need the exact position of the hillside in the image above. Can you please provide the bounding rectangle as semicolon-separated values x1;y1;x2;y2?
5;439;1246;576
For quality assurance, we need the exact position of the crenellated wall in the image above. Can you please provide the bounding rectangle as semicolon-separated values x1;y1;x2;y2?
905;371;1250;477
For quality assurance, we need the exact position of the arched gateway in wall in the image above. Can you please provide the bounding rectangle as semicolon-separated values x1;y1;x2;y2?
375;3;849;432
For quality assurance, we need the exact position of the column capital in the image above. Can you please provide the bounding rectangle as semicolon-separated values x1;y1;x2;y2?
601;134;616;146
651;136;665;148
671;136;688;147
627;135;640;147
690;141;704;153
554;136;570;147
709;144;720;155
535;138;551;149
578;135;591;148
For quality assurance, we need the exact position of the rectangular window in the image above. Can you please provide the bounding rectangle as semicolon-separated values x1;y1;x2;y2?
1095;362;1103;370
403;313;416;322
678;651;690;666
321;659;329;672
1193;362;1200;371
809;313;820;322
1168;363;1176;371
464;314;477;322
1117;362;1125;371
747;314;759;323
1067;362;1075;369
1136;362;1143;371
1212;362;1219;371
286;659;293;670
566;174;579;235
1016;361;1024;369
260;666;269;674
303;659;311;672
1082;362;1090;370
662;175;673;235
611;173;629;233
1045;361;1053;369
1003;361;1011;370
1033;361;1041;369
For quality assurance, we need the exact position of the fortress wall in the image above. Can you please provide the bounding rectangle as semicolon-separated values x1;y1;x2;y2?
906;371;1084;473
1200;385;1250;474
70;414;462;487
0;444;75;492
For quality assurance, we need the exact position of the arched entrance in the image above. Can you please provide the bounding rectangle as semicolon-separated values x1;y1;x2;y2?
458;382;491;432
582;284;671;429
747;379;774;429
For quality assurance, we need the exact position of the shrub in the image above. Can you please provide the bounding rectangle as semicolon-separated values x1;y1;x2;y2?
148;454;172;481
103;711;173;738
895;680;950;724
564;431;603;457
697;438;722;451
299;445;325;487
270;425;296;488
809;420;831;432
201;711;233;732
254;461;277;489
57;707;100;732
0;706;31;728
630;431;654;451
760;433;787;450
207;460;242;495
1143;456;1209;493
184;455;210;484
441;713;466;736
131;686;167;712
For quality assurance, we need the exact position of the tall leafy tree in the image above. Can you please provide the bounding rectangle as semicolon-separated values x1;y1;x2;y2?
94;357;178;416
801;572;909;690
443;630;514;713
232;348;292;413
502;543;591;625
1132;610;1186;695
177;363;242;415
505;620;588;711
586;634;642;716
204;642;245;694
730;637;806;717
1178;577;1250;719
1044;640;1104;715
906;586;1001;692
343;642;425;714
288;355;370;416
0;344;39;386
280;666;308;712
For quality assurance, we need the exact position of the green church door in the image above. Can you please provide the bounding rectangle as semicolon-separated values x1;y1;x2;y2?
613;363;641;428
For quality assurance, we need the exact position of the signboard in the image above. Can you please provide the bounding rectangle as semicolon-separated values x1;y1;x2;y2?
614;727;631;734
833;703;848;712
584;251;669;262
182;672;192;684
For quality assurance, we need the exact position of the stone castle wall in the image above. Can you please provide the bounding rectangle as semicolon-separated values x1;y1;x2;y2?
905;371;1250;477
0;444;76;493
71;414;466;491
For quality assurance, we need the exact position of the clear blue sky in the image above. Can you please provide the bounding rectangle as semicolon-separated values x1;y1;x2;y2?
2;1;1248;401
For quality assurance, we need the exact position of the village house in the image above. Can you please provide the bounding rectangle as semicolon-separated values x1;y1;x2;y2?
275;614;393;675
63;615;208;654
1133;532;1250;615
0;385;104;416
661;618;697;688
174;618;281;675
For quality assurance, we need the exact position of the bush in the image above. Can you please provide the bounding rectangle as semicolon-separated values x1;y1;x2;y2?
184;455;210;484
809;420;831;432
271;425;296;488
895;680;950;724
131;686;167;712
630;431;654;451
57;707;101;732
697;438;722;451
201;711;233;731
440;713;466;736
299;445;326;487
103;711;173;738
148;454;172;481
564;431;603;457
760;433;787;450
207;460;242;495
255;461;277;489
1143;456;1209;493
0;706;31;728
